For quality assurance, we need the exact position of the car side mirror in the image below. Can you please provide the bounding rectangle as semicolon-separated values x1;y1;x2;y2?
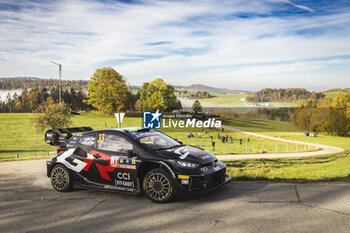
177;140;183;145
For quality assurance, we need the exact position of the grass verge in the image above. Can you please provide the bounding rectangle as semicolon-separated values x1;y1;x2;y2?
225;150;350;182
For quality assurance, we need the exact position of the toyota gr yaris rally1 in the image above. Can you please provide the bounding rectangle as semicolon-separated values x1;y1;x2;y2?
45;127;231;203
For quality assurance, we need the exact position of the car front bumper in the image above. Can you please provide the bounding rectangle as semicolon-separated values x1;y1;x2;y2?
175;167;231;193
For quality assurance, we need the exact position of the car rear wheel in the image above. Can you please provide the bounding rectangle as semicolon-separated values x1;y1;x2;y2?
51;164;72;192
143;168;175;203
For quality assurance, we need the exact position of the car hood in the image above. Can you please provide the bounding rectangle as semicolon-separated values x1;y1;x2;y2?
156;145;217;164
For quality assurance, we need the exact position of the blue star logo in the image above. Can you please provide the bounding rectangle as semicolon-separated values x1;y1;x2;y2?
143;110;161;129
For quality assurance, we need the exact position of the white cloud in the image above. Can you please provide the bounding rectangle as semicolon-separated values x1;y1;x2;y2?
0;0;349;90
284;0;315;12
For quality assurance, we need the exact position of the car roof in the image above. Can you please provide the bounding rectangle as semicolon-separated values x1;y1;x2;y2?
90;127;153;135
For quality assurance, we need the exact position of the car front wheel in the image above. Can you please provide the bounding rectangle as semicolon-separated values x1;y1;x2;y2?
143;168;175;203
50;164;72;192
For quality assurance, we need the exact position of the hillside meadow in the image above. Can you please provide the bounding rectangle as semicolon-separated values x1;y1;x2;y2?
0;112;306;160
179;93;296;108
1;112;349;182
222;118;350;182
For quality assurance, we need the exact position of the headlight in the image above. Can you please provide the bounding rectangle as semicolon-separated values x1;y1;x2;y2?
175;161;199;169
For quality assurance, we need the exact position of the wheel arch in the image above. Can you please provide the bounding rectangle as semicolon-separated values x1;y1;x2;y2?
48;162;71;177
138;161;176;183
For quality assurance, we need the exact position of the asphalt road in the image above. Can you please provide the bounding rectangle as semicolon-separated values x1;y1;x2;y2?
1;159;350;233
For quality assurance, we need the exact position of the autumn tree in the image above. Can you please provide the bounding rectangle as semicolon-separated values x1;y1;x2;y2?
139;78;179;112
86;68;128;114
293;93;350;136
31;98;72;132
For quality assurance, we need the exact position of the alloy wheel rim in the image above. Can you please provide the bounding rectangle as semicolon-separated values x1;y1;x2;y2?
146;173;171;201
52;167;68;190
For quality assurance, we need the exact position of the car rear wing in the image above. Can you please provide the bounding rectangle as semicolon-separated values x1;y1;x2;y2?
45;127;93;146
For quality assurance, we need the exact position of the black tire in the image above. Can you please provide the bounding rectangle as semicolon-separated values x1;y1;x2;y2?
50;164;72;192
143;168;175;203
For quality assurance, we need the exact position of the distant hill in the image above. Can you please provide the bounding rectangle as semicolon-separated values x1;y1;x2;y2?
0;77;39;81
246;88;325;102
174;84;250;94
128;85;141;91
112;83;251;94
0;77;88;90
324;88;350;92
0;77;250;94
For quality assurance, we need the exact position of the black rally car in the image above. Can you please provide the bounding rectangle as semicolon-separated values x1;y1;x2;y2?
45;127;230;203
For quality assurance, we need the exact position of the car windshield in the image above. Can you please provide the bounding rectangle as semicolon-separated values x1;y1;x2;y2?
130;131;180;150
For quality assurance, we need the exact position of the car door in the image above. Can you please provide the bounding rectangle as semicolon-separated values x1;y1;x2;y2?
91;132;139;191
67;133;102;182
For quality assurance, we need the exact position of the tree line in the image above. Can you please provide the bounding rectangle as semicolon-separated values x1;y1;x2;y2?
0;86;91;113
85;68;181;113
293;93;350;136
0;77;88;90
30;68;182;132
246;88;325;102
187;91;212;99
1;68;183;114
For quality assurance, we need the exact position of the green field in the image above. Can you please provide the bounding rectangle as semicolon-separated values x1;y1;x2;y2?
1;112;350;182
181;93;296;108
0;112;307;160
222;118;350;150
196;94;247;107
325;92;341;99
222;118;350;181
225;151;350;182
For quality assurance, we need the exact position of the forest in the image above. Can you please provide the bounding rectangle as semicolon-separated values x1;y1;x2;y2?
246;88;325;102
187;91;212;99
0;74;181;114
292;93;350;136
0;86;91;113
0;77;88;90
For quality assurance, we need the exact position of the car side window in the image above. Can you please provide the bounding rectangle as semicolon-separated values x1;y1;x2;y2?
78;135;96;147
96;133;133;153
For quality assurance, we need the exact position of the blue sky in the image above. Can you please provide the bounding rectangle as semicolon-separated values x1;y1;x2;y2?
0;0;349;91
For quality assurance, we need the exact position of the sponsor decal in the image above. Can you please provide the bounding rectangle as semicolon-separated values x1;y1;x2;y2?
56;148;87;172
129;131;160;139
174;147;191;160
117;172;131;180
143;110;161;129
110;156;136;170
181;179;189;185
110;156;120;167
115;172;135;188
178;175;189;180
118;158;136;170
95;163;115;181
84;150;116;181
170;146;208;160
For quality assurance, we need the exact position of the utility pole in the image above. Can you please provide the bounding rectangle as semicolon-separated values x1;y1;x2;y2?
50;61;62;103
